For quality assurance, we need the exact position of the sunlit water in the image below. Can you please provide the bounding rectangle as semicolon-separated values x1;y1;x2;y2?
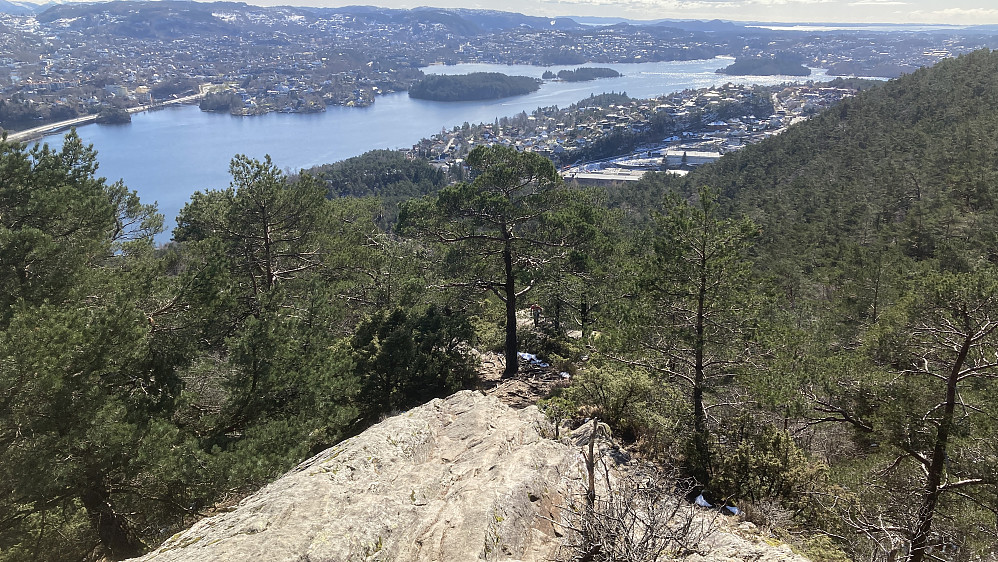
43;58;837;238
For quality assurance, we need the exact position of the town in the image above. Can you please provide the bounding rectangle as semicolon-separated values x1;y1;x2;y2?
410;81;865;184
1;1;996;133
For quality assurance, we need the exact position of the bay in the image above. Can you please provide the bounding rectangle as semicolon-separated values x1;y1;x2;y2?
45;58;834;239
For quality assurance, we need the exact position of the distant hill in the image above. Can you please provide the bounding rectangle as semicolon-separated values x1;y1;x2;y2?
966;24;998;33
318;6;482;36
569;16;746;32
654;19;750;33
31;2;584;39
435;7;583;31
311;6;584;34
37;1;240;38
0;0;34;14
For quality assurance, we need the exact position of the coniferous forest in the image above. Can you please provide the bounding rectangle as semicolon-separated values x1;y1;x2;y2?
3;49;998;562
407;72;541;101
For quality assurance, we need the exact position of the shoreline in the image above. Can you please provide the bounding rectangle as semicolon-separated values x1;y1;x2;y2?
3;93;204;144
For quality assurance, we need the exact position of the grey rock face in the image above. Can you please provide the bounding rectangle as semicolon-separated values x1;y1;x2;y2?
133;390;812;562
134;391;580;562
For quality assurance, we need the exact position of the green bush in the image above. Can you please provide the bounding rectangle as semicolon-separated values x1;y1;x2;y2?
565;364;683;446
801;535;852;562
711;414;826;508
351;305;478;423
469;297;505;353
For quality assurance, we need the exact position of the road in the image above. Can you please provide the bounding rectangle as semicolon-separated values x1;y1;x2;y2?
3;92;203;144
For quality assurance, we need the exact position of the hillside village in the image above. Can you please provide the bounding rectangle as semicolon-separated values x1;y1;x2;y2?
413;81;861;182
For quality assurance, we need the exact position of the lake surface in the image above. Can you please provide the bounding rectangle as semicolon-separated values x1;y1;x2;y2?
44;58;835;239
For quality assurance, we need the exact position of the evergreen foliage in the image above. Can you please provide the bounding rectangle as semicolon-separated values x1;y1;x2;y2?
398;144;603;377
623;48;998;560
6;48;998;562
555;67;621;82
0;144;473;560
306;149;448;226
718;54;811;76
408;72;541;101
199;91;244;113
95;106;132;124
350;305;477;423
0;132;173;560
606;186;763;486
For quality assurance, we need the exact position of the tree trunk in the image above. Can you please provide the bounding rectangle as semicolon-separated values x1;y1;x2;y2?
503;242;518;378
262;207;275;290
586;417;598;509
908;330;973;562
906;332;971;562
82;483;144;560
691;241;711;487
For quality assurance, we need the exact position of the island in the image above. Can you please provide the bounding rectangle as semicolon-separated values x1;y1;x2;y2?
408;73;541;101
717;55;811;76
94;107;132;125
542;67;622;82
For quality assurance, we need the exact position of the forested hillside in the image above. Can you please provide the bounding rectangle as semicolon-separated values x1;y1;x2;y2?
3;50;998;562
305;149;449;226
0;142;476;561
618;48;998;561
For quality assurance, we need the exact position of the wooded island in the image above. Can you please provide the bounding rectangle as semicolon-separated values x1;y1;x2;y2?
541;67;622;81
408;72;541;101
718;54;811;76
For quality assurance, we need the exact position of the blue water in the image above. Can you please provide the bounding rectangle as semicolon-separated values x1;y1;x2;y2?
42;58;834;239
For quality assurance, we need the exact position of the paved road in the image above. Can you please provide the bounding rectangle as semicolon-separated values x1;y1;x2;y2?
3;93;203;144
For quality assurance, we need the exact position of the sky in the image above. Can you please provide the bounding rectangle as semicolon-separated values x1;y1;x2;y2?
14;0;998;25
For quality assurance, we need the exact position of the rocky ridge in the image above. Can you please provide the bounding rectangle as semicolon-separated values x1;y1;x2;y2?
132;391;812;561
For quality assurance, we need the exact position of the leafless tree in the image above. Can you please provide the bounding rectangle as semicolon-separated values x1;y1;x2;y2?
554;420;717;562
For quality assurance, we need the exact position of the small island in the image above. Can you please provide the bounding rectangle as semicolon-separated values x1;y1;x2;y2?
542;67;621;82
408;73;541;102
717;55;811;77
94;106;132;125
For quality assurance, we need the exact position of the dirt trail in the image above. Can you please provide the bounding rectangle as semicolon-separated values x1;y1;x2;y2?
475;350;567;408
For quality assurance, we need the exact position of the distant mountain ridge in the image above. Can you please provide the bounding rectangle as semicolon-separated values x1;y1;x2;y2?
0;0;37;14
1;0;753;34
21;1;588;36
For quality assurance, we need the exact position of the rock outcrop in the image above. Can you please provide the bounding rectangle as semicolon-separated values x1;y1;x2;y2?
133;391;812;562
135;391;579;561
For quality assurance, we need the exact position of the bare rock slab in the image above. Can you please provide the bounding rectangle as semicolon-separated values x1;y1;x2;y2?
133;390;812;562
133;391;580;562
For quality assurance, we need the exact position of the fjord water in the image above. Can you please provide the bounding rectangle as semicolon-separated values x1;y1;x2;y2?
47;58;832;239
